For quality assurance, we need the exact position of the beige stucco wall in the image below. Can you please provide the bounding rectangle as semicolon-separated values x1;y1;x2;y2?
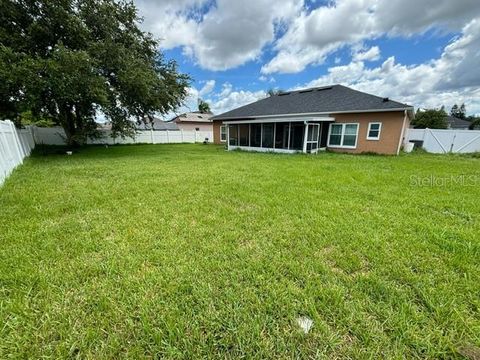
176;122;213;132
330;111;407;154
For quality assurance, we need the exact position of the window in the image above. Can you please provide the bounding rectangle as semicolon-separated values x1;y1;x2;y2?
328;123;359;148
328;124;342;146
367;122;382;140
228;125;238;146
220;125;227;142
262;123;274;148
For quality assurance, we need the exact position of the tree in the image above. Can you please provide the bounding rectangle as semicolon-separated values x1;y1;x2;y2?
450;103;466;119
411;109;448;129
0;0;190;146
468;116;480;130
198;99;211;113
266;88;283;97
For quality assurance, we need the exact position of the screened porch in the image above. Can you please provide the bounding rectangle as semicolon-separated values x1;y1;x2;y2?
225;119;333;154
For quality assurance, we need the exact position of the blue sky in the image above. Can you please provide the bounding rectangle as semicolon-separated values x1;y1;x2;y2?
135;0;480;116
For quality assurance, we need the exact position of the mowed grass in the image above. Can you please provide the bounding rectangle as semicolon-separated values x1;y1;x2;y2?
0;144;479;359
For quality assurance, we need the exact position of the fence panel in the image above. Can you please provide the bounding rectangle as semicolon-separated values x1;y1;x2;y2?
0;120;35;185
32;127;213;146
405;128;480;154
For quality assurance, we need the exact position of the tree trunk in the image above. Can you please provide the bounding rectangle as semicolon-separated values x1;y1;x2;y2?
60;106;80;148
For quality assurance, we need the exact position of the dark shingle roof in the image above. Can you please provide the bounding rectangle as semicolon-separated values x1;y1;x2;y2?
446;115;471;129
212;85;412;120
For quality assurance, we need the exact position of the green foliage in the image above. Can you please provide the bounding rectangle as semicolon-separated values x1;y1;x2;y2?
468;116;480;130
198;99;211;113
1;144;479;358
266;88;283;97
0;0;190;145
450;103;466;119
412;108;448;129
19;111;55;127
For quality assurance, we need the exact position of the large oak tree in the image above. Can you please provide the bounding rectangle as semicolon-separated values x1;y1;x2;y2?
0;0;190;146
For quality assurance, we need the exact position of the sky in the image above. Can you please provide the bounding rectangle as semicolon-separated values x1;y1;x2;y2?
134;0;480;117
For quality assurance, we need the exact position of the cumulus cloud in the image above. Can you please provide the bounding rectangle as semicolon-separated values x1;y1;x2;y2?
210;88;267;115
353;46;381;62
137;0;302;71
262;0;480;74
301;19;480;113
198;80;216;97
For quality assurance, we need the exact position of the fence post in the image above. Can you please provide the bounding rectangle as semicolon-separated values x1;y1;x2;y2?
181;129;184;142
166;130;169;143
450;133;456;153
150;128;154;144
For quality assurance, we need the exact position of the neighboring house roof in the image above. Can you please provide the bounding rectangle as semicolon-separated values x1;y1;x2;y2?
169;111;213;123
136;117;179;131
446;115;471;129
212;84;412;120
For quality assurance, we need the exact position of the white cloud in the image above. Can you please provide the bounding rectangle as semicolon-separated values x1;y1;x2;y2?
198;80;216;97
262;0;480;74
137;0;303;71
210;89;267;115
353;46;381;62
301;19;480;114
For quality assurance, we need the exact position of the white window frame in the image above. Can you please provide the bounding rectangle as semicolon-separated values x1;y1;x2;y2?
220;125;227;142
327;123;359;149
366;122;382;140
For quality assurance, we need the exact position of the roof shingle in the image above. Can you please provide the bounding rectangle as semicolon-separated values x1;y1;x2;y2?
212;84;412;120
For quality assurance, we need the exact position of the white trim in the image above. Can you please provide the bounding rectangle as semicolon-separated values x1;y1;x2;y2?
228;145;300;154
223;116;335;125
304;123;320;154
216;108;413;121
366;122;382;140
327;123;359;149
220;125;227;142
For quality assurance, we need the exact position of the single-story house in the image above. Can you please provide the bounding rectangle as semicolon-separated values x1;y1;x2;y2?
168;111;213;132
446;115;471;130
211;85;414;155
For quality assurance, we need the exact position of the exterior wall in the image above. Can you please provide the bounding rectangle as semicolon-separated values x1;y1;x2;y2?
329;111;407;155
213;121;225;145
175;122;213;132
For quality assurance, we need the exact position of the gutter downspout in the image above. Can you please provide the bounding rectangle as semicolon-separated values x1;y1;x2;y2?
397;110;408;155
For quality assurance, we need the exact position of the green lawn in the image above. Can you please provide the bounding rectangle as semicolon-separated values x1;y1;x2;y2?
1;144;479;359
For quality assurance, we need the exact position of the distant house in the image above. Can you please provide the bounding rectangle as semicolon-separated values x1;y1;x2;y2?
168;112;213;132
446;115;471;130
136;117;179;131
211;85;414;155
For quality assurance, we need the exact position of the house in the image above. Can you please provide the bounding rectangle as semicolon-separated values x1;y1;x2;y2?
168;111;213;132
446;115;471;130
211;85;414;155
136;117;179;131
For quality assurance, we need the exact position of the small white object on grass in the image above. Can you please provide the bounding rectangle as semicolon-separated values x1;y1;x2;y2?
296;316;313;334
66;151;73;155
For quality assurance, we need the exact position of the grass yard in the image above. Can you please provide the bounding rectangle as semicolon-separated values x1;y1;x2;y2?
1;144;479;359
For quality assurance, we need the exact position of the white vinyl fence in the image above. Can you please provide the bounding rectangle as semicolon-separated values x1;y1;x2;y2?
32;127;213;146
0;120;35;185
405;128;480;154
